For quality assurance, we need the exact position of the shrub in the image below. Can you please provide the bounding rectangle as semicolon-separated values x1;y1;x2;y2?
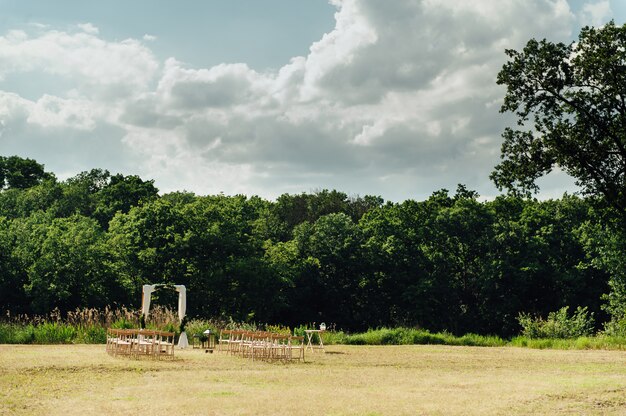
265;324;291;336
517;306;595;339
184;319;215;337
0;323;35;344
341;328;506;347
321;330;347;345
33;322;76;344
602;317;626;337
110;318;135;329
75;326;107;344
293;324;331;345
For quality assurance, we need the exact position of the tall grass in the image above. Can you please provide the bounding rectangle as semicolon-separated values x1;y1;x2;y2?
338;327;507;347
0;306;182;344
2;308;626;350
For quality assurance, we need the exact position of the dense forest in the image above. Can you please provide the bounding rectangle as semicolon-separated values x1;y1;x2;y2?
2;155;625;337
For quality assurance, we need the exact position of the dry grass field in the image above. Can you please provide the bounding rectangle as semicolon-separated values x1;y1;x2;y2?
1;344;626;415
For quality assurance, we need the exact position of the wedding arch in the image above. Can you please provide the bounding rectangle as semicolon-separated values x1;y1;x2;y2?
141;284;188;348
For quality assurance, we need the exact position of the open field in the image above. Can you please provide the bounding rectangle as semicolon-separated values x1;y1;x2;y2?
1;344;626;415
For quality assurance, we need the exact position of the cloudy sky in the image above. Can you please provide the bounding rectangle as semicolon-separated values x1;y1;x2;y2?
0;0;624;201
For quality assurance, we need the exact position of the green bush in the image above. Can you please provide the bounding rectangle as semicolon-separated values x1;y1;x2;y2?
265;324;291;336
75;326;106;344
517;306;595;339
185;319;218;339
321;330;347;345
33;322;76;344
110;318;134;329
0;323;14;343
342;328;506;347
602;317;626;337
293;324;318;343
508;335;626;350
0;323;35;344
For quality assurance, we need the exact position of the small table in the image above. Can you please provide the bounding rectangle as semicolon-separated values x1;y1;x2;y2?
192;333;216;351
304;329;325;352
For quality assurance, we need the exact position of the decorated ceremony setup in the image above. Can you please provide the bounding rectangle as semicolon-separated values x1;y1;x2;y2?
105;284;187;359
105;284;311;362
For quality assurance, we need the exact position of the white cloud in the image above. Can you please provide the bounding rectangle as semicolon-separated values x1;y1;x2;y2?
27;94;97;130
120;125;256;195
0;27;159;92
156;59;272;110
0;91;33;120
0;0;589;200
77;23;99;35
579;0;612;26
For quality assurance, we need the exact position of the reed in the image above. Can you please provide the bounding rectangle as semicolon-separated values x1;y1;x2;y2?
1;306;184;344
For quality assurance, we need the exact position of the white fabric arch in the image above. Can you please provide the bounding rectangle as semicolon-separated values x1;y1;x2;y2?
141;284;188;348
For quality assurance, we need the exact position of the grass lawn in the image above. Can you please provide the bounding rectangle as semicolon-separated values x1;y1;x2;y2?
1;344;626;415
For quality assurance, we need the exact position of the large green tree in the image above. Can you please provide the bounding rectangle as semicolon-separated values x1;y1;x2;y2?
11;213;115;313
492;22;626;212
0;156;53;190
492;22;626;326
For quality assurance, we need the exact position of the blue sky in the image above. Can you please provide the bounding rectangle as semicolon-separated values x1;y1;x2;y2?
0;0;336;70
0;0;624;201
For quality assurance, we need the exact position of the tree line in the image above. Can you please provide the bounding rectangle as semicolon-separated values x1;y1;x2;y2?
2;156;624;336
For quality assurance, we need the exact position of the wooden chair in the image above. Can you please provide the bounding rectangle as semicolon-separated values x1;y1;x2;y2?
269;334;289;362
154;331;175;359
286;336;305;362
229;330;247;356
114;329;134;357
135;330;156;357
106;328;116;354
250;332;268;361
217;329;232;352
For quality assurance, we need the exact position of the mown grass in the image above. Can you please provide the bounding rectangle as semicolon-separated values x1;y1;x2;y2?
1;344;626;415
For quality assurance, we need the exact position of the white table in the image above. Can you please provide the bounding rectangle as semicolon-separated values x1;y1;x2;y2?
304;329;326;352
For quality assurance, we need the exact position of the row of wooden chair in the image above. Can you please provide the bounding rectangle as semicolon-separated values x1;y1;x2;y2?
217;330;305;362
106;328;176;359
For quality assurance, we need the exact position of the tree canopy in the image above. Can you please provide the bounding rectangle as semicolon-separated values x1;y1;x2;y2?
0;160;613;335
0;156;53;190
491;21;626;214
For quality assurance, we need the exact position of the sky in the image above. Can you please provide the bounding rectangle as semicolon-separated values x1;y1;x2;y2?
0;0;625;202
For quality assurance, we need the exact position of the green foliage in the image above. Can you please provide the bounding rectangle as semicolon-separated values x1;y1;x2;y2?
184;318;218;338
318;330;346;345
0;322;102;344
0;155;621;337
492;21;626;212
602;318;626;337
510;335;626;350
32;322;76;344
342;328;506;347
110;318;135;329
74;326;107;344
577;219;626;332
0;323;35;344
265;324;291;336
0;156;53;190
491;22;626;327
293;324;323;344
517;306;595;339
